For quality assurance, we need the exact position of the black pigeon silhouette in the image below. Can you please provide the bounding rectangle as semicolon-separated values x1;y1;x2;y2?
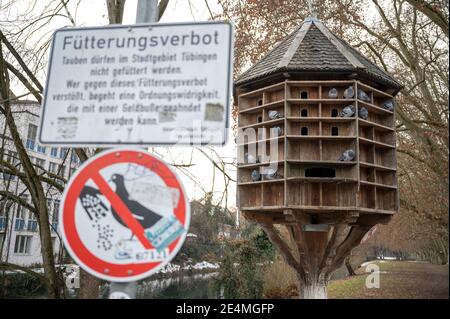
109;174;163;235
79;186;108;221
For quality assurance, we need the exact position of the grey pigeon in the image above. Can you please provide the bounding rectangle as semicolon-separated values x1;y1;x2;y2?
383;100;395;112
357;89;371;102
328;88;338;98
343;86;355;99
340;105;355;117
339;149;356;161
358;107;369;120
268;110;283;120
251;170;261;182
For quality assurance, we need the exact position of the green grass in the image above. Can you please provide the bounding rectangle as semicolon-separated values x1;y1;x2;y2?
328;261;449;299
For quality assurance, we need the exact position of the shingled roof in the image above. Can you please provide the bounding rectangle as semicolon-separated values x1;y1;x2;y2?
235;17;402;91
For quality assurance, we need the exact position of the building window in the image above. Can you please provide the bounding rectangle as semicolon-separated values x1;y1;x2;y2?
59;148;68;159
70;152;79;164
0;206;7;231
14;235;32;254
50;147;58;157
59;165;66;176
26;124;38;151
27;211;38;232
2;172;15;180
15;196;28;231
48;162;58;174
35;158;46;174
52;200;60;232
36;144;46;154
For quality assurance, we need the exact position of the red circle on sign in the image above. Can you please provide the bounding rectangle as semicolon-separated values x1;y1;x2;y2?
59;148;190;282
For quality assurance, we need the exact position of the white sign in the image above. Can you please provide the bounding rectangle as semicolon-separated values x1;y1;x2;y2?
39;22;233;146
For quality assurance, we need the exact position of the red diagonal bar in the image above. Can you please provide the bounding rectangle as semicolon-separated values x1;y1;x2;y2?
90;172;152;249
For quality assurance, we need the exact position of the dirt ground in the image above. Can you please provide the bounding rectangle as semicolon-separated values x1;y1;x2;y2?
328;260;449;299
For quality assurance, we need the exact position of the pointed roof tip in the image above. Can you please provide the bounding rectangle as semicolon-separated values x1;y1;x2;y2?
235;18;402;91
303;16;320;23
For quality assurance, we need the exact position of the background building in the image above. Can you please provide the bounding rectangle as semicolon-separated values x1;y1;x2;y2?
0;99;79;266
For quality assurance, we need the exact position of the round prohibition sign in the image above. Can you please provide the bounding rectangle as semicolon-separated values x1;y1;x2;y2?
59;148;190;282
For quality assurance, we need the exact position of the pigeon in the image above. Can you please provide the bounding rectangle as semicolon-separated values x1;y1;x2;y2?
340;105;355;117
251;170;261;182
358;107;369;120
268;110;283;120
109;174;163;233
357;89;371;102
339;149;356;161
343;86;355;99
79;186;108;221
383;100;395;112
271;126;283;136
328;88;338;98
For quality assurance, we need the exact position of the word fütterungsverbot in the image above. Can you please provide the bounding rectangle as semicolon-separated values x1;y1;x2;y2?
62;30;220;51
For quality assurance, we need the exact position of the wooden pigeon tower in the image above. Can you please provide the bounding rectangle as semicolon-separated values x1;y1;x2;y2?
235;17;402;298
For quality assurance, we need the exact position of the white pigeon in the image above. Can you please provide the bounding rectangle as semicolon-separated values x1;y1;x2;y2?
358;107;369;120
328;88;338;98
343;86;355;99
268;110;283;120
340;105;355;117
339;149;356;161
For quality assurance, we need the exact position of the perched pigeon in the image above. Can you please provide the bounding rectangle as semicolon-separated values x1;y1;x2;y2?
271;126;283;136
340;104;355;117
339;149;356;161
268;110;283;120
383;100;395;112
328;88;338;98
343;86;355;99
109;174;163;235
251;170;261;182
358;107;369;120
357;89;371;102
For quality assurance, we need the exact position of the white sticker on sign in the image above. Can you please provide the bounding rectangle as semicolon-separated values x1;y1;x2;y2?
39;22;233;146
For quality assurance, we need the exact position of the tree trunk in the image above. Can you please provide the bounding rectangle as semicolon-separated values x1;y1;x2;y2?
299;282;328;299
345;255;356;276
